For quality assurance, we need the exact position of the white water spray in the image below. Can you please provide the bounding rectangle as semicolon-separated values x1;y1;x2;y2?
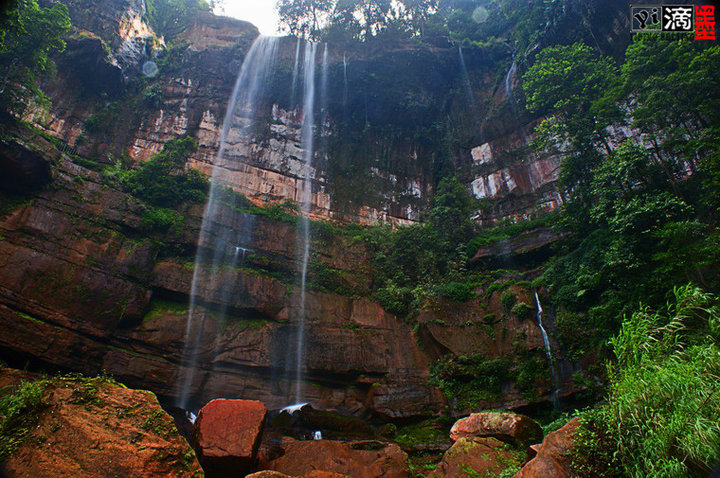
294;41;318;403
175;36;279;410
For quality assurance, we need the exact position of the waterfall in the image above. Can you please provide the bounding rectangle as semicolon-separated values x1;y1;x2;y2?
458;46;476;106
534;290;559;406
504;60;516;103
175;36;279;410
290;37;301;106
293;40;318;403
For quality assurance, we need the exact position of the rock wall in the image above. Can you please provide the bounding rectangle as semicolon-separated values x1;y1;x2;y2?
0;127;563;417
21;3;630;226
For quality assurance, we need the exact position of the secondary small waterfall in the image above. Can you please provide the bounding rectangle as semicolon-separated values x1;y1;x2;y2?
175;36;279;410
293;41;318;403
458;46;476;106
534;290;559;406
504;60;516;103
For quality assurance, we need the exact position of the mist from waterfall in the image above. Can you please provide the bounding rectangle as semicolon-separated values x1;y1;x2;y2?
175;36;279;410
458;46;476;106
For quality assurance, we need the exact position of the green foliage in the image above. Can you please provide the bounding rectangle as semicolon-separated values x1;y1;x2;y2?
572;286;720;477
121;137;208;208
0;0;71;113
510;301;532;319
141;207;184;233
500;289;517;311
0;378;48;460
145;0;209;42
467;214;557;251
430;354;513;409
434;281;476;302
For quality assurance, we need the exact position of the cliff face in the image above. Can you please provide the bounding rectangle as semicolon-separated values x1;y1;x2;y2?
22;2;627;226
0;127;562;417
0;2;629;417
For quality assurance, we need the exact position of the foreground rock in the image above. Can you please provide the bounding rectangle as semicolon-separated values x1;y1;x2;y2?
0;367;202;478
514;418;579;477
264;439;410;478
430;437;525;477
194;399;267;477
450;412;543;448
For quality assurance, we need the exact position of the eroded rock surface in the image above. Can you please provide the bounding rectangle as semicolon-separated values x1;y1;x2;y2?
0;367;202;478
194;399;267;477
264;439;410;478
450;412;543;448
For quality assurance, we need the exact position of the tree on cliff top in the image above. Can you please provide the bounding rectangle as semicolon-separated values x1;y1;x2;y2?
0;0;71;115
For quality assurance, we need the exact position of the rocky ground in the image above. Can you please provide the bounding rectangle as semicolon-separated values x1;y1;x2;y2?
0;366;579;477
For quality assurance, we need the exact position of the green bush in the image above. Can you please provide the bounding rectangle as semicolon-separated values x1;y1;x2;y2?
122;137;208;208
511;301;533;319
141;207;184;233
429;354;513;409
0;379;49;460
571;285;720;477
501;289;517;311
434;282;476;302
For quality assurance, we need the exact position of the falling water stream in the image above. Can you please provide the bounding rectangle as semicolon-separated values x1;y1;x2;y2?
293;41;318;404
176;36;279;410
458;46;476;106
534;290;560;406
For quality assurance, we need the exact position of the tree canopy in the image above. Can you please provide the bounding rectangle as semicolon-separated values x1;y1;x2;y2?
0;0;71;114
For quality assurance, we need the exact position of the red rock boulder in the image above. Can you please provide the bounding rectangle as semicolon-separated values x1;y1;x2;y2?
265;439;409;478
194;398;268;477
429;437;525;478
514;418;580;477
450;412;543;448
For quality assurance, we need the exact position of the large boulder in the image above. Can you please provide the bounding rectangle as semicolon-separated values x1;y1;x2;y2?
265;439;410;478
450;412;543;448
0;367;202;478
430;437;525;477
194;399;268;477
514;418;580;478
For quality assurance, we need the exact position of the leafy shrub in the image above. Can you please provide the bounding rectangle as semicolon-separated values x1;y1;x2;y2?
122;137;208;208
429;354;513;409
0;379;48;460
434;282;476;302
500;289;517;311
511;301;533;319
140;207;184;233
571;285;720;477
